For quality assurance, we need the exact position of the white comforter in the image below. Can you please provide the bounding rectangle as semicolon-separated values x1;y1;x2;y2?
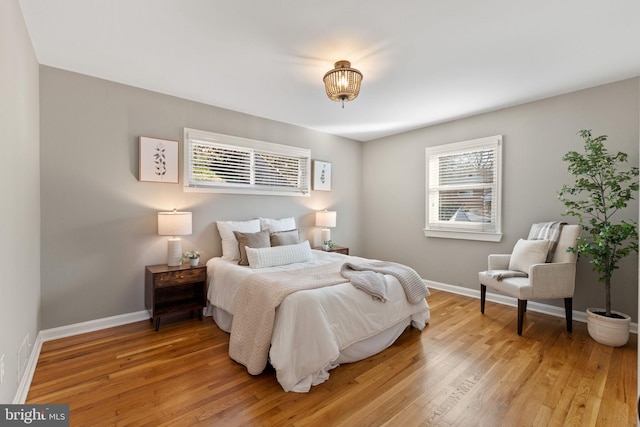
206;250;430;392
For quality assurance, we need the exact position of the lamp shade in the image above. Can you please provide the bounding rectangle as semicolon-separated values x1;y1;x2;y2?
316;210;337;228
158;211;192;236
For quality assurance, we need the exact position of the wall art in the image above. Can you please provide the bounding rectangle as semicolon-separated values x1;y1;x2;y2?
139;136;179;183
312;160;332;191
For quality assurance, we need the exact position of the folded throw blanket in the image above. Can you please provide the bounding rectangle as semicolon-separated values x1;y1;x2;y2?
342;269;388;302
484;269;529;281
528;221;566;262
340;261;430;304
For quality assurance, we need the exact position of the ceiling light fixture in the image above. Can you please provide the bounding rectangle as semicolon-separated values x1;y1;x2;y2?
323;60;363;108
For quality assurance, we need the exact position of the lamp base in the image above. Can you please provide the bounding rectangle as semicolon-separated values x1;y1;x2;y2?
321;228;331;244
167;237;182;267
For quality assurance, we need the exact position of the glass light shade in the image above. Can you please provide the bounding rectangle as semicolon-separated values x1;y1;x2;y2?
323;60;362;107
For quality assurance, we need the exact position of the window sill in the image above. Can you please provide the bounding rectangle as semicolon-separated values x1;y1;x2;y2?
423;229;503;242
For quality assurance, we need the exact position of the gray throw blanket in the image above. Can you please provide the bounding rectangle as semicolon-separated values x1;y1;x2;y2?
528;221;566;262
340;261;430;304
483;270;528;281
342;270;388;302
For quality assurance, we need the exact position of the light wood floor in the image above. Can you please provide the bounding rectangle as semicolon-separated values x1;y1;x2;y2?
27;289;637;426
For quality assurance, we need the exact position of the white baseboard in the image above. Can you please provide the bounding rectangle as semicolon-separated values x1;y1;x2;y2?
425;280;638;334
13;310;149;404
38;310;150;342
13;334;43;404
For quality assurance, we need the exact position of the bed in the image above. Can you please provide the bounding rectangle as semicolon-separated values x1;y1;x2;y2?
206;217;431;392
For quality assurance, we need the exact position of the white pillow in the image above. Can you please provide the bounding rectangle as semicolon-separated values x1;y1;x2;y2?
508;239;551;274
259;217;296;232
216;219;261;260
246;240;312;269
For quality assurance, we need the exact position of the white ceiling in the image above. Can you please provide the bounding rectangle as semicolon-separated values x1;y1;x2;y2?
19;0;640;141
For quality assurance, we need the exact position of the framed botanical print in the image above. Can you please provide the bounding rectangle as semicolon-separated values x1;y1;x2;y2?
139;136;179;183
312;160;332;191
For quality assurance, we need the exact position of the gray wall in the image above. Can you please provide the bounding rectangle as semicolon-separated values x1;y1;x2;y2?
0;0;41;403
40;66;362;329
362;78;639;321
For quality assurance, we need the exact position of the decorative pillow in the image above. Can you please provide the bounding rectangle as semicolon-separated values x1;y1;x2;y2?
508;239;551;274
234;230;271;266
216;219;261;260
246;240;313;269
259;217;296;232
270;229;300;247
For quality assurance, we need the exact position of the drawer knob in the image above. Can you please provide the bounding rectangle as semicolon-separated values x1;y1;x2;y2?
180;275;184;279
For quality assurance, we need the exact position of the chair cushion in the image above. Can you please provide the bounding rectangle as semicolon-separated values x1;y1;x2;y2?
479;272;533;299
508;239;551;273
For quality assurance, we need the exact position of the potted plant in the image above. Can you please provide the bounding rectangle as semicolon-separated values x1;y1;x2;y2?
558;130;639;346
180;251;202;267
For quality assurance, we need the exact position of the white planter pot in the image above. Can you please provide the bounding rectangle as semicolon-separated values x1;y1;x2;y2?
189;258;200;267
586;308;631;347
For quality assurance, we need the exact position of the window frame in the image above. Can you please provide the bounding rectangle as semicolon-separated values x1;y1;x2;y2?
183;128;311;197
424;135;503;242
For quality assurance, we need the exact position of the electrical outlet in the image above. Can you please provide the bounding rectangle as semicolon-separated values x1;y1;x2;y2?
1;354;5;384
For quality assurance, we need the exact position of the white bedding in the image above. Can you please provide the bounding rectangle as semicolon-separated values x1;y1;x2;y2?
206;250;430;392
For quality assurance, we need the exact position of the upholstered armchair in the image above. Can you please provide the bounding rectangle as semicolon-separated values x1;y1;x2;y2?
478;224;580;336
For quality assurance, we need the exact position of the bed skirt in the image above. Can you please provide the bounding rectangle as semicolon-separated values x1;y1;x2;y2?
210;306;427;392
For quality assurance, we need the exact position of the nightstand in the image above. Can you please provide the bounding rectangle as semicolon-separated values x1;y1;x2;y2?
145;263;207;331
313;246;349;255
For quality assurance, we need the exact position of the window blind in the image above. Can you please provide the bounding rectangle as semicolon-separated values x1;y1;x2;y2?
184;129;310;196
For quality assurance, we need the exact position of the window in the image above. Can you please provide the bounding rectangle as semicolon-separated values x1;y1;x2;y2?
183;128;311;196
424;135;502;241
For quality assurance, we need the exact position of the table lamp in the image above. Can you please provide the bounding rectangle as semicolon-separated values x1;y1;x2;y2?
316;210;337;250
158;209;192;266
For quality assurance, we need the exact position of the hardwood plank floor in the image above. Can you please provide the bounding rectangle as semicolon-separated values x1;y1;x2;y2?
27;289;637;426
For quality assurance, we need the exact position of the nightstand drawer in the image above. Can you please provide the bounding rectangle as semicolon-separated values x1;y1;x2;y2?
331;247;349;255
154;268;206;287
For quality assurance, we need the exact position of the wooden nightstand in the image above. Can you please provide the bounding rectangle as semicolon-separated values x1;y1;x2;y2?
145;263;207;331
313;246;349;255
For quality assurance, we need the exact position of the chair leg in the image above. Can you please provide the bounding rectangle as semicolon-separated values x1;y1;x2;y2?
480;284;486;314
517;299;526;336
564;298;573;332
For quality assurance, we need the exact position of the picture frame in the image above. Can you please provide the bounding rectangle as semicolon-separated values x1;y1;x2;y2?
312;160;332;191
139;136;179;183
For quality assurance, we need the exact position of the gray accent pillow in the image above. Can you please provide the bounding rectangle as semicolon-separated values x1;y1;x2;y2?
270;229;300;247
234;229;271;266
